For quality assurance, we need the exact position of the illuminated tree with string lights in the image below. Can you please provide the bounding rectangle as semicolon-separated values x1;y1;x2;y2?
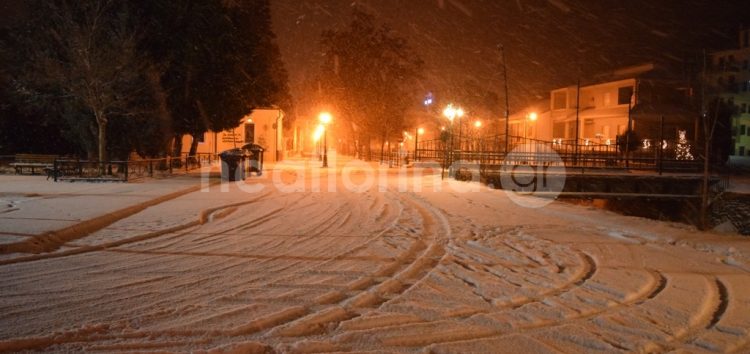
675;130;694;160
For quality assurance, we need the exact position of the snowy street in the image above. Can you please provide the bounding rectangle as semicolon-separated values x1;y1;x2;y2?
2;158;750;353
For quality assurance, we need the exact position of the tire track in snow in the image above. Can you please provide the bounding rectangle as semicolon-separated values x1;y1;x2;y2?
329;251;673;350
263;190;449;340
0;189;273;266
0;187;401;351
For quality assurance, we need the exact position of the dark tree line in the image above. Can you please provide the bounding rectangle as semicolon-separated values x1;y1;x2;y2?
0;0;291;160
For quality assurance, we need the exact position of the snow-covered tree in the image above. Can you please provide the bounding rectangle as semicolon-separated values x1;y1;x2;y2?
319;10;423;160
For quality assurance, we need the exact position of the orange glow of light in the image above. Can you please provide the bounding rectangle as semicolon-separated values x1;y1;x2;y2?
319;112;332;124
313;124;325;142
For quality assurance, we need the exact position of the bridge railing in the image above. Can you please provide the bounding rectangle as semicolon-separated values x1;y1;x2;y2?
416;134;704;172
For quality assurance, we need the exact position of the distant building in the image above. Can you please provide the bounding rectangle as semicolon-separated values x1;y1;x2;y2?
512;63;697;146
180;108;286;162
710;26;750;158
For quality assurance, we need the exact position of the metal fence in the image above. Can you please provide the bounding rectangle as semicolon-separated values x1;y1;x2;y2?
416;134;704;173
52;153;214;182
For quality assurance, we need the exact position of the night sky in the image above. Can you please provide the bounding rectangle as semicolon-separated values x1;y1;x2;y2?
2;0;746;113
271;0;748;111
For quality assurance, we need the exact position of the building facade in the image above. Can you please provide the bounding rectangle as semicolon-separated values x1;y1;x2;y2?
180;108;286;162
512;64;697;147
711;26;750;158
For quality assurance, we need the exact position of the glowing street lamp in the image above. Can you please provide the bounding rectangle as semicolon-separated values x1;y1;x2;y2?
318;112;332;167
414;127;425;161
313;124;324;142
525;111;537;140
443;104;464;123
313;124;324;160
472;121;483;152
319;112;332;125
442;104;465;178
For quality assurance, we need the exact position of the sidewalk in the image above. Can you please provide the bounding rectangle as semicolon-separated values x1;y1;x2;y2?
0;173;210;247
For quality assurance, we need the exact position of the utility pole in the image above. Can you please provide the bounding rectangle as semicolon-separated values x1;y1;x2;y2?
701;49;721;230
626;98;632;169
580;77;581;165
499;44;510;155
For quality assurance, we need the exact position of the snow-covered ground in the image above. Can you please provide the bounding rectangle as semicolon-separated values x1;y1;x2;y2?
1;156;750;353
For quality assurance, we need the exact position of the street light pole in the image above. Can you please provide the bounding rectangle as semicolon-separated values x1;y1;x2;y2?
323;127;328;168
319;112;332;168
442;104;464;178
414;127;425;162
525;112;538;140
499;44;510;155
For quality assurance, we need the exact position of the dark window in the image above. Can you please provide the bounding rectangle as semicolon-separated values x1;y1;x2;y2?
244;123;255;143
617;86;634;105
740;146;746;156
743;103;748;113
742;125;747;135
195;133;205;143
553;122;566;138
552;92;567;110
566;121;576;139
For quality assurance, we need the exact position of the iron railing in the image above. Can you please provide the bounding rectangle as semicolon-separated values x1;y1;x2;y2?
52;153;215;182
416;134;704;172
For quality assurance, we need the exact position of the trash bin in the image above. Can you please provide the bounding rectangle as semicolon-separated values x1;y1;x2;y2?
219;148;246;181
241;143;265;176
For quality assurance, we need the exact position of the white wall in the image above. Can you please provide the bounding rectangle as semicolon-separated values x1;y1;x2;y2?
180;109;285;162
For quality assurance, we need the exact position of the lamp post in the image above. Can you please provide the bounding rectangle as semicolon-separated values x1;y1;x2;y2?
415;127;424;161
525;112;537;140
319;112;332;167
313;124;324;161
473;120;482;153
443;104;464;177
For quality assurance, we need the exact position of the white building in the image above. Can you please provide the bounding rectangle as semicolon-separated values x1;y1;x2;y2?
180;108;285;162
711;26;750;158
512;63;697;146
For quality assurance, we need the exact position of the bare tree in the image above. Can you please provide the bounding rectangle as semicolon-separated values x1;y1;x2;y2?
25;0;150;163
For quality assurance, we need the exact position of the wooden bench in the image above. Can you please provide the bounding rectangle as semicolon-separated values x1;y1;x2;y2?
9;154;58;175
